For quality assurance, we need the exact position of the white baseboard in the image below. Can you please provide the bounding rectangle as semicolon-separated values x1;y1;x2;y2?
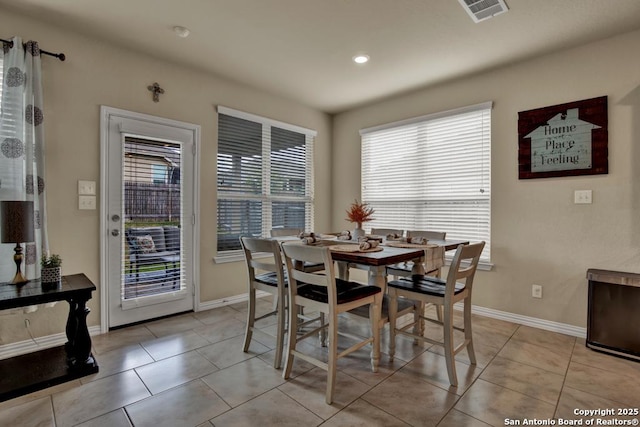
0;325;102;360
456;303;587;338
197;292;588;338
197;290;270;312
0;300;585;360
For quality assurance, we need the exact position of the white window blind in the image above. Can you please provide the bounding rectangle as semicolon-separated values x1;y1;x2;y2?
122;137;185;300
217;106;315;253
360;102;492;262
0;56;3;107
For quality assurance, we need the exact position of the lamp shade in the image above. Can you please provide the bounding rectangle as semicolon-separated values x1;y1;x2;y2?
1;201;35;244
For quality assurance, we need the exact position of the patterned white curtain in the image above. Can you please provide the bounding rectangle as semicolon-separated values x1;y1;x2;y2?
0;37;49;281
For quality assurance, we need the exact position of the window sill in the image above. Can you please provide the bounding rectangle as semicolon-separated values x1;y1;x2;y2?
444;257;494;271
214;250;271;264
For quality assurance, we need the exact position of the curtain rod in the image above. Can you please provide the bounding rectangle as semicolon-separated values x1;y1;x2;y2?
1;38;66;61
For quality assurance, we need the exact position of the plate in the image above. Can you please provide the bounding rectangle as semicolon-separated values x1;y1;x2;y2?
329;244;384;253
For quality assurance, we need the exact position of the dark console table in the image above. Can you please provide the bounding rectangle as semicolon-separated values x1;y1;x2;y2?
0;273;99;401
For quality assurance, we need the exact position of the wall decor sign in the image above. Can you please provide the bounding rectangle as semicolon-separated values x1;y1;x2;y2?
518;96;608;179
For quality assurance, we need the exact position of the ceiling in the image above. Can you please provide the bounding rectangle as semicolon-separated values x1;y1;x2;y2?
3;0;640;113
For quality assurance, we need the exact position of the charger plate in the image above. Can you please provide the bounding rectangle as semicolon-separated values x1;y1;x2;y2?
329;244;383;253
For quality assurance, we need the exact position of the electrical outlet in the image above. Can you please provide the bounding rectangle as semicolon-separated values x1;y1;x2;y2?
574;190;592;204
532;284;543;299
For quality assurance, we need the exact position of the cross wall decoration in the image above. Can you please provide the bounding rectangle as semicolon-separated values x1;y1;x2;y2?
147;82;165;102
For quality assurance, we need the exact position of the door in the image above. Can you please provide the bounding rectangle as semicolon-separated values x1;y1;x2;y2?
101;107;199;328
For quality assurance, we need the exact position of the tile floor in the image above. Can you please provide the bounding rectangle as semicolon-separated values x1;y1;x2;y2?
1;297;640;427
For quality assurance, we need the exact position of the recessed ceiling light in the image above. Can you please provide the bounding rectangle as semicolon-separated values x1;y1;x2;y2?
353;54;370;64
173;26;191;38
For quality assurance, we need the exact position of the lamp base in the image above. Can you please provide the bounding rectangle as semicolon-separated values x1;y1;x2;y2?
9;271;29;285
9;243;29;285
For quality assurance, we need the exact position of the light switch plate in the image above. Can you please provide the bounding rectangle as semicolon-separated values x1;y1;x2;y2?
79;195;96;210
78;180;96;195
574;190;592;204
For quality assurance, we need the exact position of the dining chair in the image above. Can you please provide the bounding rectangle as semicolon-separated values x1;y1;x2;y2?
388;230;446;278
240;236;288;369
270;228;325;273
270;227;303;237
280;242;382;404
406;230;447;240
347;291;421;351
370;227;404;237
387;241;485;387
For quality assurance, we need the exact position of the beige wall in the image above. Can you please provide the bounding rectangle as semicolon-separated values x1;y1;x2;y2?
332;29;640;328
2;8;639;346
0;8;332;344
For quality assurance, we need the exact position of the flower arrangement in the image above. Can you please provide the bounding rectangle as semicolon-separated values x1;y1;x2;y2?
41;253;62;268
345;199;375;229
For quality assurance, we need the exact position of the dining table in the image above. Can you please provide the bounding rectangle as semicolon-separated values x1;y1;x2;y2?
273;234;470;371
288;236;470;292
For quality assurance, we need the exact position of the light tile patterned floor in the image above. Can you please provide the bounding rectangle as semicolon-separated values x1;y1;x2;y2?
1;298;640;427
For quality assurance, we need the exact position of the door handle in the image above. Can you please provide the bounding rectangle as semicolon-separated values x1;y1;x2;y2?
111;214;120;222
111;229;120;237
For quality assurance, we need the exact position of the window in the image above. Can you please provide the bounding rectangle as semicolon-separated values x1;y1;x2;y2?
152;164;168;184
0;55;3;113
216;106;315;253
360;102;491;263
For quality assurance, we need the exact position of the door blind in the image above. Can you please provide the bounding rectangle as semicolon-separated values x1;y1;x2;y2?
122;137;185;299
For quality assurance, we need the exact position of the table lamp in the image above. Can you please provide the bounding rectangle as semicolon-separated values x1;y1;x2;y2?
1;201;35;285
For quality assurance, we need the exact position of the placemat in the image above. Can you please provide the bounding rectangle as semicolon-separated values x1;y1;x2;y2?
329;244;384;253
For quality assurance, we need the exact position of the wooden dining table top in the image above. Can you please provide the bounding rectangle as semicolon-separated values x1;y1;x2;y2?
278;236;469;266
329;244;424;266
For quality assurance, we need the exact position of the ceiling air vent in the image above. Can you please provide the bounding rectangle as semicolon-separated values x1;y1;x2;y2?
458;0;508;23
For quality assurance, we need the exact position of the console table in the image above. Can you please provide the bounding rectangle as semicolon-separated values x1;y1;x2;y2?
0;273;99;401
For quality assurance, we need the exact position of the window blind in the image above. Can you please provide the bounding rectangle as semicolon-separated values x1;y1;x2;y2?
122;137;184;299
360;102;491;262
217;106;315;253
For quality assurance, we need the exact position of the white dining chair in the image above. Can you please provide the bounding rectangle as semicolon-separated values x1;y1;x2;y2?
280;242;382;404
387;241;485;387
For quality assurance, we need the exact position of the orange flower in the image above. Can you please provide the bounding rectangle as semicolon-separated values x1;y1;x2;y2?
345;199;375;227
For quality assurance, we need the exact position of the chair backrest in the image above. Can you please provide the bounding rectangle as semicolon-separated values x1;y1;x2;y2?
126;226;167;252
163;226;181;252
444;242;485;302
407;230;446;240
240;236;286;286
281;242;337;304
270;228;303;237
371;228;404;237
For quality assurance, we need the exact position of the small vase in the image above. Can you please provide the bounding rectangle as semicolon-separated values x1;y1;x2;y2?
41;266;61;287
352;227;365;240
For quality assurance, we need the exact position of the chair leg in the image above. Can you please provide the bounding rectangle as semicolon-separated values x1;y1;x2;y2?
369;293;382;372
388;292;398;362
464;296;476;365
242;288;256;353
274;293;286;369
320;312;327;347
413;301;424;345
443;303;458;387
326;310;339;405
282;300;298;380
